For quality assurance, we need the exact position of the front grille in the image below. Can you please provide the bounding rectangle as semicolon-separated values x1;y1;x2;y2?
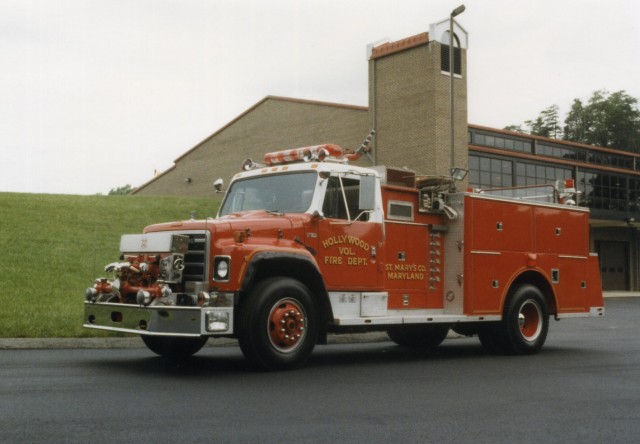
183;233;207;283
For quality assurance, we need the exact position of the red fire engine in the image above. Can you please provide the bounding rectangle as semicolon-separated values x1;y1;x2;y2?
84;141;604;370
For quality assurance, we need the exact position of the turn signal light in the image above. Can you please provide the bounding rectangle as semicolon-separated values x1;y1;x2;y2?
205;310;230;332
233;230;245;243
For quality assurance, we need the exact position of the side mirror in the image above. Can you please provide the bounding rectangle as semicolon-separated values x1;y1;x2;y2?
359;175;376;211
213;178;224;193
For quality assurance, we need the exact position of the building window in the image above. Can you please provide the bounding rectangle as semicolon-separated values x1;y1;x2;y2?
515;161;572;187
588;151;635;170
577;170;628;212
440;43;461;75
537;142;588;163
469;155;512;188
629;178;640;212
536;141;636;171
470;130;532;153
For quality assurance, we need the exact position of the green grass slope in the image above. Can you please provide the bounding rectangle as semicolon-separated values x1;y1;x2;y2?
0;192;221;338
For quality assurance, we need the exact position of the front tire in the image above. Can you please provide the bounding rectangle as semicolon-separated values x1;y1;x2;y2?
238;278;318;371
141;335;208;358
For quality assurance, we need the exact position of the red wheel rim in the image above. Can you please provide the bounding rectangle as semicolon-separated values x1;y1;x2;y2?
268;298;306;353
518;299;543;341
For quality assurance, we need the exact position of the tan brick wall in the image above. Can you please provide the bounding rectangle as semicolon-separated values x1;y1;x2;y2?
135;97;370;196
370;40;468;180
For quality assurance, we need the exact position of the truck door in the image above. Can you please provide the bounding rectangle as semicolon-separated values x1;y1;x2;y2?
316;174;382;290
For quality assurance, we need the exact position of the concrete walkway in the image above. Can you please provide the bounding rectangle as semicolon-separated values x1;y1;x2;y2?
603;291;640;298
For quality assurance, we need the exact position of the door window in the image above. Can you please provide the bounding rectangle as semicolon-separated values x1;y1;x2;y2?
322;176;369;222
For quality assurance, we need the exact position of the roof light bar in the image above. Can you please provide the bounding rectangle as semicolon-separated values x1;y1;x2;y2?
263;144;344;166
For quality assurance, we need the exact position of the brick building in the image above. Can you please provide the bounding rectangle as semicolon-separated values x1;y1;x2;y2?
134;97;369;197
134;20;639;292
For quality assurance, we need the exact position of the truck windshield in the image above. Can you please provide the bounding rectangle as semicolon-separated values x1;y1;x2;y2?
219;172;318;216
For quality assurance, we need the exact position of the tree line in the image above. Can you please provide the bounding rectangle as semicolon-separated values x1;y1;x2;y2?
504;90;640;153
107;184;133;195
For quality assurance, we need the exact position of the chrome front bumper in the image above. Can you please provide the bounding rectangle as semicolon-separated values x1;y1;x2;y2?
83;302;234;337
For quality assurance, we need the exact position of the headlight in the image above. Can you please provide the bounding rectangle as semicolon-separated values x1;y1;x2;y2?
213;256;230;281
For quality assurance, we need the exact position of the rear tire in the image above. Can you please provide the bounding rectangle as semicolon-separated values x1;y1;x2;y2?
141;336;208;358
238;277;318;371
503;284;548;354
387;324;450;350
479;284;548;355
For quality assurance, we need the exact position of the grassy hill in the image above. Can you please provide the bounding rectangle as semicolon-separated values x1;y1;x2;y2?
0;192;221;338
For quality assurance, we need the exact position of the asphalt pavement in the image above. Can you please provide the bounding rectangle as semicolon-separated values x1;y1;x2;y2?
1;297;638;443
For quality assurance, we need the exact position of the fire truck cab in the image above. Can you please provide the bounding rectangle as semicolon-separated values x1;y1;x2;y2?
84;143;604;370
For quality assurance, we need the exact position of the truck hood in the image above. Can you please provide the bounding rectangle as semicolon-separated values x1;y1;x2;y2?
143;211;312;239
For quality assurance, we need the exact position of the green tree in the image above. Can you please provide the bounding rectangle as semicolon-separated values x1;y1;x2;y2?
503;124;525;133
564;90;640;151
525;105;562;139
108;184;134;195
563;98;588;144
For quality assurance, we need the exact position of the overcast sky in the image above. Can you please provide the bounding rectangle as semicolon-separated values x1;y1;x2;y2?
1;0;639;195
